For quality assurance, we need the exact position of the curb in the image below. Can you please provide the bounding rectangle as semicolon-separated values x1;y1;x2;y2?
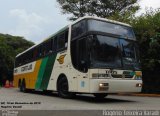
114;93;160;97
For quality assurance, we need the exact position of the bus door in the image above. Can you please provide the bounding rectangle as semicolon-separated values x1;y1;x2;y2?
77;37;90;92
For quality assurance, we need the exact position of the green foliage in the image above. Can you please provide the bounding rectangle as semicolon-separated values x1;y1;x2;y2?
57;0;140;21
0;34;34;83
128;9;160;93
131;9;160;71
111;8;160;72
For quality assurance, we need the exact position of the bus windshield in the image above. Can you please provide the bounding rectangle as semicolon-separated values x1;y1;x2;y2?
90;35;141;70
71;18;140;71
88;19;135;40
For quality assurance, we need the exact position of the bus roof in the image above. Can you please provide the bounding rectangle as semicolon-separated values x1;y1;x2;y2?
16;16;132;58
70;16;132;27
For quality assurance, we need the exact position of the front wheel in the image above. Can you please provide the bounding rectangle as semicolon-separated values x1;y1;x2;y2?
93;93;108;99
57;77;75;98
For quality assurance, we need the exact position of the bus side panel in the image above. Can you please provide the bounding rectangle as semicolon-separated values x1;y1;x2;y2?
40;54;57;90
29;60;42;89
13;60;42;89
35;57;48;89
13;75;19;87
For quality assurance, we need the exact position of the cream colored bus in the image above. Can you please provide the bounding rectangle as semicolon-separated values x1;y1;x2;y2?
14;16;142;98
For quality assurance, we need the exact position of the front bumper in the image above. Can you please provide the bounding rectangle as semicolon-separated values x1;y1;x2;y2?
90;79;142;93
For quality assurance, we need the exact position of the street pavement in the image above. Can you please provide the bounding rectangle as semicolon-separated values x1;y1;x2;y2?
0;88;160;116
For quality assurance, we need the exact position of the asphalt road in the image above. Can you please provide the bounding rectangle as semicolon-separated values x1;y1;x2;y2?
0;88;160;116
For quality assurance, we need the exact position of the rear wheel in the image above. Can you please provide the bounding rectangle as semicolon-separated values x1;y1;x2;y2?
18;79;21;91
57;77;75;98
93;93;108;99
20;79;26;92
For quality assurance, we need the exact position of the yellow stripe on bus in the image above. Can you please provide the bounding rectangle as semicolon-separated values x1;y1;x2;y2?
14;59;42;89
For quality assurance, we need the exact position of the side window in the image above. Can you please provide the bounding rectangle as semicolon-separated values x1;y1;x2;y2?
47;39;53;53
33;48;38;59
53;37;57;52
77;38;88;72
71;40;77;68
24;50;33;63
29;50;33;61
15;56;21;67
71;37;88;72
57;29;68;51
38;45;42;57
57;33;65;50
42;42;47;56
71;20;86;39
65;30;68;45
49;39;53;53
43;39;53;55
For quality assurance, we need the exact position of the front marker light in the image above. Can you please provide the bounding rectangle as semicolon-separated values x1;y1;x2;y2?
136;83;142;87
99;83;103;87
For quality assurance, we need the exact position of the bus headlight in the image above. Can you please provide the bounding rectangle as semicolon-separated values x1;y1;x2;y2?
136;83;142;87
99;83;109;91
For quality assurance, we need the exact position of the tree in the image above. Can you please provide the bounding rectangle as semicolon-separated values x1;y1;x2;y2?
131;9;160;69
57;0;140;20
130;9;160;93
0;34;34;85
110;8;160;93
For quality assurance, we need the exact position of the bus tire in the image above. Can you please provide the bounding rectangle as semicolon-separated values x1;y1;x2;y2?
18;79;21;91
20;79;26;92
57;76;75;98
93;93;108;99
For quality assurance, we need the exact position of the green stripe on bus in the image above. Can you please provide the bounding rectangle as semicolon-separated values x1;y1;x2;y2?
35;57;48;89
40;54;57;90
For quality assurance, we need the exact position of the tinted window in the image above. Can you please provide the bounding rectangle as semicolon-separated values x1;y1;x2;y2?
120;39;135;58
88;19;135;39
71;20;86;39
77;38;88;72
71;40;77;68
38;45;42;57
65;30;68;44
57;33;65;50
15;29;69;67
120;39;140;70
57;30;68;51
33;48;38;59
71;37;88;72
91;35;121;68
45;39;53;54
53;37;57;52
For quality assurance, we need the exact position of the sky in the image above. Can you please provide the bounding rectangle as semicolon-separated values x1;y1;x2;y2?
0;0;160;44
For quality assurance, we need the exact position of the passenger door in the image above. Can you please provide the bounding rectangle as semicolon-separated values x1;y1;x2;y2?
76;37;90;92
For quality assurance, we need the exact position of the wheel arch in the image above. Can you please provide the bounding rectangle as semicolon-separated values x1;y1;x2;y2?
18;79;21;88
56;73;68;91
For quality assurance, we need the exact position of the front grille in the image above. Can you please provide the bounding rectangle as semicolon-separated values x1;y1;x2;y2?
111;74;123;78
124;74;133;78
111;72;134;79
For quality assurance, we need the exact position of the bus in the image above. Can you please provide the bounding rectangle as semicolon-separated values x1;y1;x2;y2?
13;16;142;98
